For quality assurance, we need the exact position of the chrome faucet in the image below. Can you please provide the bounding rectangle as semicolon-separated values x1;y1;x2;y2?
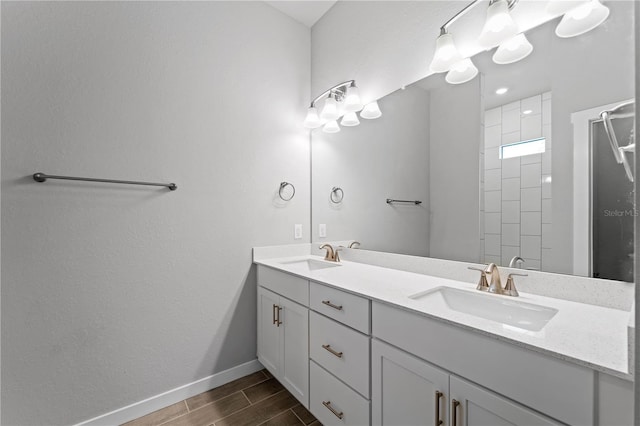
509;256;525;268
320;244;341;262
348;241;361;249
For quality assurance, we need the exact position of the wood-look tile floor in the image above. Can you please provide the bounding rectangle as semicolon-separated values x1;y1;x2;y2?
123;370;321;426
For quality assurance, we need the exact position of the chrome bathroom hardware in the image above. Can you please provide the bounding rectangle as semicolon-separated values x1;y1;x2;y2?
386;198;422;205
348;241;361;249
509;256;525;268
600;101;635;182
330;187;344;203
32;172;177;190
278;181;295;201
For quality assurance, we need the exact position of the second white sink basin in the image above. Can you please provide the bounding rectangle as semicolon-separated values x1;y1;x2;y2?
279;258;341;272
409;287;558;332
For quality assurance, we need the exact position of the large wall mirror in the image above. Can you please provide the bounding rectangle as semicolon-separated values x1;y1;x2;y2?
311;1;635;280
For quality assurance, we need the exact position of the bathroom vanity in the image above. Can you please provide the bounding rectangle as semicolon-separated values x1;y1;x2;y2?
254;246;633;426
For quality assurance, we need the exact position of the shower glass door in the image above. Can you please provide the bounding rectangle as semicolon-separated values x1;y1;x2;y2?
591;117;635;281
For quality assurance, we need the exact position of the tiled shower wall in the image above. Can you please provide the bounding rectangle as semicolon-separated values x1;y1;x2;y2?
480;92;553;270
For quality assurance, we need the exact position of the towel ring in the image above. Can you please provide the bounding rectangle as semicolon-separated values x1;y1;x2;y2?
330;187;344;203
279;182;295;201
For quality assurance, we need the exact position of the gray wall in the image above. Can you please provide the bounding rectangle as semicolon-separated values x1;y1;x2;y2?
429;79;482;262
312;85;430;256
1;2;310;424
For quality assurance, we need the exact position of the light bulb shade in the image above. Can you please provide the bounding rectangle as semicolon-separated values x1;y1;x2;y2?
360;101;382;119
341;111;360;127
478;0;519;48
303;106;322;129
320;95;340;121
344;85;364;112
545;0;590;16
429;33;463;73
492;33;534;64
323;120;341;133
445;58;479;85
555;0;609;38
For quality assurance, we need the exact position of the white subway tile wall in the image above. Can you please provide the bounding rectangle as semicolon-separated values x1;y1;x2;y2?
481;92;552;270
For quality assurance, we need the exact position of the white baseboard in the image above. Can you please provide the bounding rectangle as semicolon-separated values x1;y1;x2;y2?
74;359;264;426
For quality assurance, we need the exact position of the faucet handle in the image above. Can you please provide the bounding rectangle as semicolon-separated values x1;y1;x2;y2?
468;267;489;291
504;273;527;297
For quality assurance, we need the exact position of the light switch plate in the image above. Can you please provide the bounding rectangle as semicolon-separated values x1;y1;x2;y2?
318;224;327;238
294;224;302;239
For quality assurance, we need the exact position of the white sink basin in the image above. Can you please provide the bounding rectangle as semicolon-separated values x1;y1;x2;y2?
279;258;341;272
409;287;558;332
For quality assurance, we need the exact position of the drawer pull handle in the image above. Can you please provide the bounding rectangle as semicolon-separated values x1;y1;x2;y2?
322;344;343;358
322;400;344;419
322;300;343;310
272;304;282;327
451;399;460;426
435;391;443;426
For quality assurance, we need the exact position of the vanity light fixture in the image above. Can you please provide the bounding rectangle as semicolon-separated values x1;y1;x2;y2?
492;33;533;64
555;0;610;38
323;120;341;133
341;111;360;127
360;101;382;119
478;0;519;48
304;80;381;132
428;0;610;85
496;87;509;95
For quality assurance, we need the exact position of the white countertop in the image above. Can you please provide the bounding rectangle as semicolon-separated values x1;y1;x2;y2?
255;255;632;380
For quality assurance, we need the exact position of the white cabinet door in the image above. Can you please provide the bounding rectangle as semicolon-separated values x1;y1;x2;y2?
372;339;449;426
280;296;309;407
450;376;560;426
257;287;281;377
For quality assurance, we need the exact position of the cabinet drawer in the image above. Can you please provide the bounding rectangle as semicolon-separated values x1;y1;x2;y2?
310;361;370;426
258;265;309;306
310;311;370;397
310;282;370;333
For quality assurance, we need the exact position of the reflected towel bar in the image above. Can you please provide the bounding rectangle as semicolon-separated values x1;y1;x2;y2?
386;198;422;205
33;172;177;191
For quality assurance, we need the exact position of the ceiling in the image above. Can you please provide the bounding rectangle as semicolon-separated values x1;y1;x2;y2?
264;1;337;28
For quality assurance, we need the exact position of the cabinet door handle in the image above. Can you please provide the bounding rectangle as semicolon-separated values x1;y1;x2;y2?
322;344;343;358
272;304;277;325
322;300;343;310
435;391;443;426
275;305;282;327
322;400;344;419
451;399;460;426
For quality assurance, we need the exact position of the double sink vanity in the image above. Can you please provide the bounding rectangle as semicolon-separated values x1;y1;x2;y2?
254;244;634;426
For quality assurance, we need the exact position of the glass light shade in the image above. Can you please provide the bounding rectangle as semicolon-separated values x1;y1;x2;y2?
360;101;382;119
429;33;463;73
492;33;534;64
343;85;364;112
341;111;360;127
320;95;340;121
545;0;589;15
555;0;609;38
303;106;322;129
323;120;341;133
478;0;519;48
445;58;479;85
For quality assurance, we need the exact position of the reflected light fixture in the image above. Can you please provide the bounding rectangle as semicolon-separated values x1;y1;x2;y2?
430;32;463;73
304;80;380;132
445;58;479;85
493;33;533;64
555;0;610;38
479;0;519;48
341;112;360;127
496;87;509;95
360;101;382;119
320;93;340;121
323;120;341;133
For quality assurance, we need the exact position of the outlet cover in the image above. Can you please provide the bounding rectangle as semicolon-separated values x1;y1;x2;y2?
294;224;302;239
